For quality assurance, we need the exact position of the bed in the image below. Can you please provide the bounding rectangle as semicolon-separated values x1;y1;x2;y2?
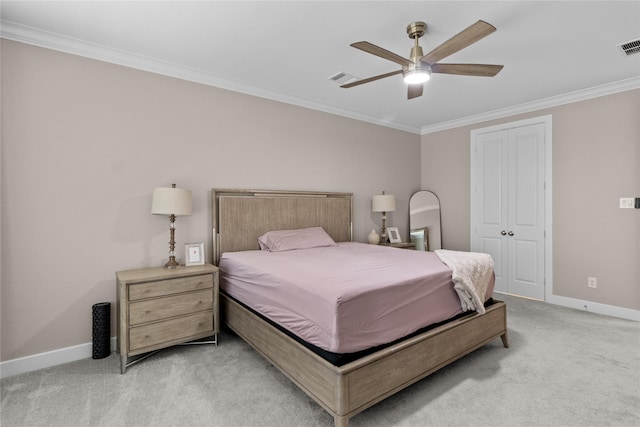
211;188;508;427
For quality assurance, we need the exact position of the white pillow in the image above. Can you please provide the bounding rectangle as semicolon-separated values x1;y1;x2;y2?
258;227;336;252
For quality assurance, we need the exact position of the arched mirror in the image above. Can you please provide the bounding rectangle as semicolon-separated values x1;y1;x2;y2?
409;190;442;251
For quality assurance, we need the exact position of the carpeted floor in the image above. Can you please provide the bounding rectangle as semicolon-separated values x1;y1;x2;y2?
2;295;639;426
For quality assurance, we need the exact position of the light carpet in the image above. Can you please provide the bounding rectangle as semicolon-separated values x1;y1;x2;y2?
2;295;639;426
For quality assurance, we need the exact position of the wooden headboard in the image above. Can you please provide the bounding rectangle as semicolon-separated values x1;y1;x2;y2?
211;189;353;265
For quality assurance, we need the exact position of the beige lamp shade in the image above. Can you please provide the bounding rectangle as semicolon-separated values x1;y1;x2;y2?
151;186;193;216
372;194;396;213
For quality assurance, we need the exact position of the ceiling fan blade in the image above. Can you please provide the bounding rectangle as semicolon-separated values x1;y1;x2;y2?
351;41;413;67
407;84;423;99
340;69;403;88
431;63;503;77
421;20;497;65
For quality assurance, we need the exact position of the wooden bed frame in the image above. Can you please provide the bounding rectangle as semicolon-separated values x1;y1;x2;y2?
211;188;508;427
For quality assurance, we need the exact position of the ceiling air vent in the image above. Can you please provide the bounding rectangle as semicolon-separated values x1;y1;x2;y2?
617;38;640;56
328;71;358;85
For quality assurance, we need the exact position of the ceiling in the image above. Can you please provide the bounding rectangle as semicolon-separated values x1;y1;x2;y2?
2;1;639;134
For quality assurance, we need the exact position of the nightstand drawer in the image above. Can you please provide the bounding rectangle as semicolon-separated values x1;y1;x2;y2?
129;289;213;326
129;274;213;301
129;311;213;352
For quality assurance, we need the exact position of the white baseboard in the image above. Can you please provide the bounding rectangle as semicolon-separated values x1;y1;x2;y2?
0;337;117;379
545;294;640;322
3;294;638;379
496;291;640;322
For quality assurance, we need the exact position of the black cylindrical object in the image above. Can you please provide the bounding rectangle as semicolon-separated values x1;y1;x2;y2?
92;302;111;359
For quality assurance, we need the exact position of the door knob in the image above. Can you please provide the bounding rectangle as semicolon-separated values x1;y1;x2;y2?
501;230;507;236
508;231;514;236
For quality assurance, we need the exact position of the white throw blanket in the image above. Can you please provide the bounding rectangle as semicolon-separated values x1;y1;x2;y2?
435;249;494;314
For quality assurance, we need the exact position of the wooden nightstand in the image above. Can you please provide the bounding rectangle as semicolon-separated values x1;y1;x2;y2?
384;242;416;249
116;264;219;374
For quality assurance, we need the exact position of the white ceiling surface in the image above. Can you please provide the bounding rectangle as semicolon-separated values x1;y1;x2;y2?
2;1;639;134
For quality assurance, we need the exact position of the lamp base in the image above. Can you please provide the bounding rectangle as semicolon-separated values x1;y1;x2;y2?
380;212;388;245
164;256;180;269
163;214;180;269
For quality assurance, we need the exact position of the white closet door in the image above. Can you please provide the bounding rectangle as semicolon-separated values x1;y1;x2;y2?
506;123;546;299
473;130;509;294
471;122;546;300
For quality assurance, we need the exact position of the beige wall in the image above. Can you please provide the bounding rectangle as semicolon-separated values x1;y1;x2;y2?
421;89;640;310
0;40;421;361
2;39;637;364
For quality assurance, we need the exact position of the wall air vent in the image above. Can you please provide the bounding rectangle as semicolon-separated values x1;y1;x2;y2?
328;71;358;85
617;38;640;56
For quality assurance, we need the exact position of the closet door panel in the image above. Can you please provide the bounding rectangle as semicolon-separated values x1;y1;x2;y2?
508;123;545;300
473;130;509;294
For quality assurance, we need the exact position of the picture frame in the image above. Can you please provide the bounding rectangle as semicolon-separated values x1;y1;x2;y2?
387;227;402;243
185;242;205;266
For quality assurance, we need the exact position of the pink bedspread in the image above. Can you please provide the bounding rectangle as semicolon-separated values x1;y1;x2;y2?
219;242;494;354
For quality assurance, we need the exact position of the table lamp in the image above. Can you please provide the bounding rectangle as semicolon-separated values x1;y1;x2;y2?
151;183;192;268
372;191;396;244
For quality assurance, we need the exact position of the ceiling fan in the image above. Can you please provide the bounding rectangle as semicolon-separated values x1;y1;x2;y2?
342;20;503;99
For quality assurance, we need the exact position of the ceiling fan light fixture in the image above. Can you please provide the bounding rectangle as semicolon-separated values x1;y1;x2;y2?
345;20;502;99
403;69;431;84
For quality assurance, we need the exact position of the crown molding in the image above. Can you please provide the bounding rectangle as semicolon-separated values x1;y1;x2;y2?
0;20;421;134
2;20;636;137
420;77;640;135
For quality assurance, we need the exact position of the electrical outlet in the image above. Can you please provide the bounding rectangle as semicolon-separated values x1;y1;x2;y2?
587;277;597;288
620;197;634;208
